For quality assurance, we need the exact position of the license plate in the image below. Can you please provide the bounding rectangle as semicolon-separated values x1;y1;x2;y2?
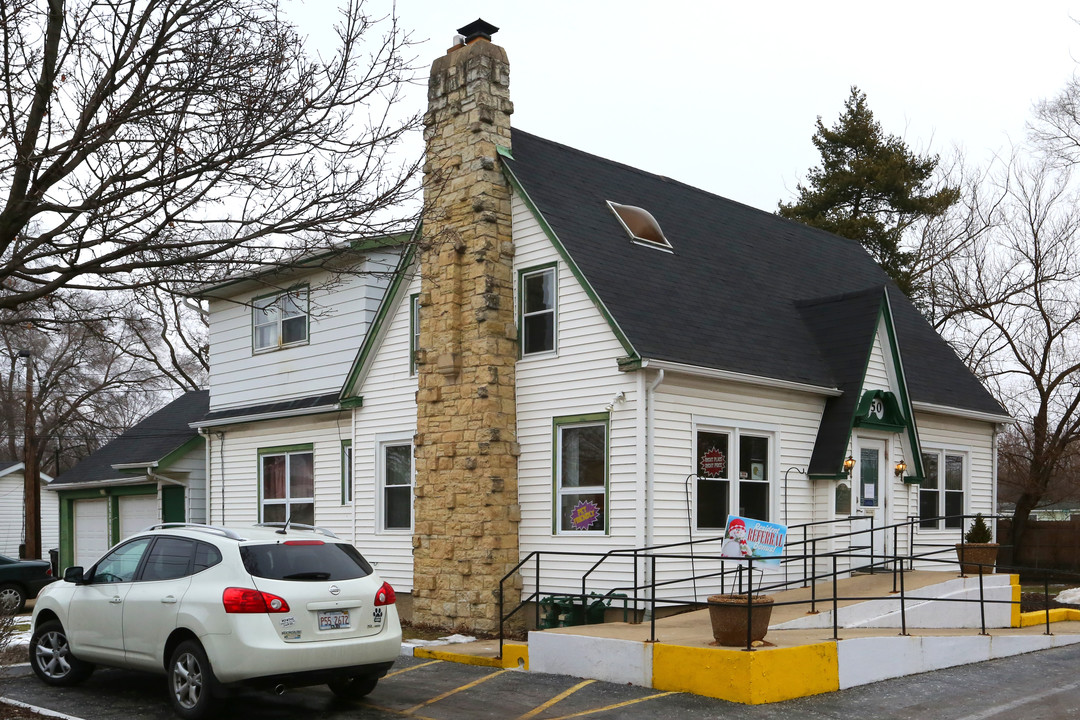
318;610;350;630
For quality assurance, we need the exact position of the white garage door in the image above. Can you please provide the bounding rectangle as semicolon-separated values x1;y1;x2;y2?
74;499;109;568
119;495;159;539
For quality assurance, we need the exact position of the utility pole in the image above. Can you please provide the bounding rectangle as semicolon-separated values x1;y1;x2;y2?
18;349;40;560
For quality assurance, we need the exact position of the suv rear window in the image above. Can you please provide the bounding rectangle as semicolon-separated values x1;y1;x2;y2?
240;542;374;581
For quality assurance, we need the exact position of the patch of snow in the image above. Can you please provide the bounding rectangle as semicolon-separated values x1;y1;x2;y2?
1056;587;1080;605
401;633;477;649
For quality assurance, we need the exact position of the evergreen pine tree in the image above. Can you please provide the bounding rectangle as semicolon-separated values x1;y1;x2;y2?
778;87;959;299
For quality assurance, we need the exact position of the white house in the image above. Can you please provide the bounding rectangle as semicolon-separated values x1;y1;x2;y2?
0;461;57;561
193;21;1009;632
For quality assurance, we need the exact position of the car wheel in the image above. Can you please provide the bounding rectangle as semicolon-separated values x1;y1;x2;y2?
327;674;378;699
0;583;25;614
29;620;94;686
168;640;218;720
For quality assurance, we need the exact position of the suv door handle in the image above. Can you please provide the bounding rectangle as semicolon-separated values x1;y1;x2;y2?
161;596;178;604
109;596;122;604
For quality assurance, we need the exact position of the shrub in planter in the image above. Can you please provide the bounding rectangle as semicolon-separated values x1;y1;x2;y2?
955;513;998;575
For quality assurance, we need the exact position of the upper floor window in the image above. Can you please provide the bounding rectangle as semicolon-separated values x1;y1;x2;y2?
920;449;965;529
253;286;309;352
521;266;556;356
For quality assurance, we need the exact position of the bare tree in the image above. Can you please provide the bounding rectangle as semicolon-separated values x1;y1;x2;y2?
0;0;421;314
935;150;1080;556
0;290;169;476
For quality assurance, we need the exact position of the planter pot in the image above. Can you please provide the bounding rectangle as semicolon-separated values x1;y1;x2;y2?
955;543;999;575
706;594;774;647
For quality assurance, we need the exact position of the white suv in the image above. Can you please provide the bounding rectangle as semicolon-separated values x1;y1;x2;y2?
29;523;401;719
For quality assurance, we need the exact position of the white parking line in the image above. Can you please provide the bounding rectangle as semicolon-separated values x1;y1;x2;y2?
954;680;1080;720
0;697;85;720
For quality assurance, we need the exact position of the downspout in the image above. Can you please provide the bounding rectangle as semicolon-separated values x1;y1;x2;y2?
635;371;647;550
646;369;665;550
643;368;665;615
199;428;211;524
992;424;1000;542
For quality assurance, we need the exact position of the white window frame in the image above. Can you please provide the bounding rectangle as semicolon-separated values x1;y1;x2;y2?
253;286;309;353
258;447;315;524
693;418;778;532
378;436;414;533
341;441;353;505
919;446;969;531
520;265;557;357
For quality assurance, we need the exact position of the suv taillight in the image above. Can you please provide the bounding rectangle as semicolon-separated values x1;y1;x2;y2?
374;581;396;606
223;587;291;613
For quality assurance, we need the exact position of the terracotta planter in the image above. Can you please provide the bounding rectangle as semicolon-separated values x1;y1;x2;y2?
955;543;999;575
706;594;774;647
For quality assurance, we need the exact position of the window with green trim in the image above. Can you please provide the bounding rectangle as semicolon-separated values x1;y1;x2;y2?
521;266;556;355
253;286;309;352
341;441;353;505
410;293;420;375
554;415;608;534
380;441;413;531
260;447;314;525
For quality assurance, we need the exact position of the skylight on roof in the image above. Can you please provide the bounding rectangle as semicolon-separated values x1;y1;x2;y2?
607;201;672;252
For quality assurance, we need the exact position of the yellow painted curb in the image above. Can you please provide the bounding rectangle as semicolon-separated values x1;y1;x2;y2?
652;641;839;705
500;643;529;670
1020;608;1080;627
413;647;505;668
1010;574;1021;628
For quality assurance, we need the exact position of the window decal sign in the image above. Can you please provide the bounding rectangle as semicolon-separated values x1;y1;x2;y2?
720;515;787;565
700;448;727;477
570;500;601;531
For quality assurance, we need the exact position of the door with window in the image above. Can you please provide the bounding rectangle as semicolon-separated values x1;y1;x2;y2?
854;437;889;562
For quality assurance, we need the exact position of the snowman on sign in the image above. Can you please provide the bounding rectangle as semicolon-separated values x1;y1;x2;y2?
721;517;752;558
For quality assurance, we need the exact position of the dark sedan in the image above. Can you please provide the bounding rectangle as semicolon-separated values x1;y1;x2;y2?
0;554;55;613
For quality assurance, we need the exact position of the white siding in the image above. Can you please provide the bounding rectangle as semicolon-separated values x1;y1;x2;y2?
513;193;641;595
0;471;58;561
912;411;997;568
206;414;353;532
167;443;207;524
206;252;397;411
864;319;892;393
350;270;421;592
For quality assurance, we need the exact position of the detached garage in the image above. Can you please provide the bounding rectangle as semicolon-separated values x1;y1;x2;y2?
51;391;208;571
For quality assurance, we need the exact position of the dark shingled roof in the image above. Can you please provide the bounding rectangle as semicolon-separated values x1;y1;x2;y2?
53;390;209;487
504;130;1004;418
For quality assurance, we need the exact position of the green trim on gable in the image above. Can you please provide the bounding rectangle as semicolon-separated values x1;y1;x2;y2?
500;158;640;364
832;291;925;484
156;434;205;471
340;231;420;401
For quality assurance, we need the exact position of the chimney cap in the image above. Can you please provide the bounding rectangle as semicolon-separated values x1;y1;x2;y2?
457;18;499;44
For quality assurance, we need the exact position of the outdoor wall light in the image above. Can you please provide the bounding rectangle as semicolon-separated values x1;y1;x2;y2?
894;458;908;477
843;455;856;477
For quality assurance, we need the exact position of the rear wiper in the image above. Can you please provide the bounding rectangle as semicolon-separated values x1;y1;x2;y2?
281;572;331;580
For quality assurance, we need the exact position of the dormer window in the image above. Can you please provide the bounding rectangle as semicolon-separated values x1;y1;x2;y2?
608;201;672;251
253;286;309;352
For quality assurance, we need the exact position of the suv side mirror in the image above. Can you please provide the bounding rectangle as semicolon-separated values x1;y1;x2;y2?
63;566;85;584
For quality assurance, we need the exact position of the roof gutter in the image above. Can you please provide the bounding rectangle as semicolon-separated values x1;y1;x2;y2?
636;358;843;397
190;402;342;429
910;401;1013;425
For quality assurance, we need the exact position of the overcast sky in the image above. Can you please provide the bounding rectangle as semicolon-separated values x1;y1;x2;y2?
296;1;1080;213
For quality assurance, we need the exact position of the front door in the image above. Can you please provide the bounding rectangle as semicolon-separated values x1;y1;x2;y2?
856;438;889;563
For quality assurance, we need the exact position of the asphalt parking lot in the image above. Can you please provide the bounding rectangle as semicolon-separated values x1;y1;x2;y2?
6;644;1080;719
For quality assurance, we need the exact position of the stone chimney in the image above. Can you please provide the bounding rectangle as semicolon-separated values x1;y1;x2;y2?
412;19;520;633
